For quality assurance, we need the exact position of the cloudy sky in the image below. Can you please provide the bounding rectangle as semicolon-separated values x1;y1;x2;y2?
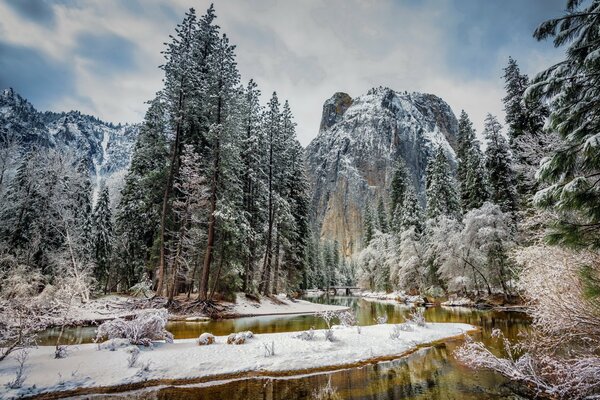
0;0;566;145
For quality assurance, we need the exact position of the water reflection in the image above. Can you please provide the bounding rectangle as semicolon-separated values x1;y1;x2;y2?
58;296;530;399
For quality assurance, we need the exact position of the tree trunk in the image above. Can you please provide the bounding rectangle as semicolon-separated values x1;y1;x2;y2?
157;88;185;297
273;227;280;294
199;90;223;301
260;123;275;296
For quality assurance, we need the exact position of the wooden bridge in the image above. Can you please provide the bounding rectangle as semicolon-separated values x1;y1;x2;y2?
325;286;361;295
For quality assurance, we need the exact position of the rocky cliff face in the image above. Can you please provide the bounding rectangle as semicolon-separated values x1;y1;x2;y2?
305;87;458;256
0;88;138;201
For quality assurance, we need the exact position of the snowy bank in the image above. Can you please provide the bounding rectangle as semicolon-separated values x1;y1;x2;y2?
0;322;476;399
226;293;348;317
360;291;425;305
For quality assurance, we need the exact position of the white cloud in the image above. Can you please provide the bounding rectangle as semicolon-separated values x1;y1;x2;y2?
0;0;564;145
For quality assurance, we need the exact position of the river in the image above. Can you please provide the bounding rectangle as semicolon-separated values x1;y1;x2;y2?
39;296;531;399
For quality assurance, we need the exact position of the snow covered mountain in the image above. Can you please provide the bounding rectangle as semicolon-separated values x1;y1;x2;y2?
306;87;459;256
0;88;138;201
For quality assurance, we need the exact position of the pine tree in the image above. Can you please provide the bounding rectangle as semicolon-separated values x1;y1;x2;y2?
363;204;375;245
259;93;281;295
456;111;477;210
93;186;113;291
482;114;518;213
377;196;388;233
199;33;243;300
390;160;408;217
426;147;460;220
503;57;547;142
115;98;168;287
502;56;551;196
463;142;490;211
531;0;600;249
156;8;202;296
240;80;265;293
400;185;424;233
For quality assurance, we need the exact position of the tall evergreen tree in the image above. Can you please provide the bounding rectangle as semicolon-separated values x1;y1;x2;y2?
502;56;551;196
531;0;600;248
463;142;490;211
456;111;478;210
259;93;281;295
93;186;113;290
363;204;375;245
483;114;518;213
377;196;388;233
390;160;409;217
115;98;168;287
240;80;265;293
426;147;460;220
400;186;424;233
199;33;243;300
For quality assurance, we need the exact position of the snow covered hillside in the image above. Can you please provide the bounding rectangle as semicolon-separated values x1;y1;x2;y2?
0;88;138;201
306;87;459;256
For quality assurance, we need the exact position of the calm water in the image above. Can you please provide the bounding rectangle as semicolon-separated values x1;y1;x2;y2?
43;296;531;399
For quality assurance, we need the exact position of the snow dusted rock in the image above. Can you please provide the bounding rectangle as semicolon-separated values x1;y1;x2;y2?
306;87;458;256
227;331;254;345
197;333;215;346
0;88;138;201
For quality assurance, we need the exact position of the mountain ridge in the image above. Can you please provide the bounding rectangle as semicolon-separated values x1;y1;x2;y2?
0;88;139;202
305;86;459;256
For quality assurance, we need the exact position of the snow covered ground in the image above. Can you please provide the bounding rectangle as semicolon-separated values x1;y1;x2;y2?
229;293;349;316
0;322;475;399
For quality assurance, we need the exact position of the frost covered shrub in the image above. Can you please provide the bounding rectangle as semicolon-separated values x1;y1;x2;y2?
54;344;68;359
95;309;173;346
294;328;315;341
375;315;387;324
407;308;426;327
5;349;28;389
262;341;275;357
127;346;140;368
456;245;600;399
390;323;413;340
317;310;340;342
197;333;215;346
339;311;361;333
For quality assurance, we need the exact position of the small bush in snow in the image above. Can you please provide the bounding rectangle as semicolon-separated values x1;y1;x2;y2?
407;308;426;327
323;329;336;342
375;315;388;324
54;344;68;359
5;349;28;389
197;333;215;346
127;346;140;368
389;323;413;340
262;341;275;357
294;328;315;341
317;310;341;342
134;361;152;378
95;309;173;346
339;311;361;334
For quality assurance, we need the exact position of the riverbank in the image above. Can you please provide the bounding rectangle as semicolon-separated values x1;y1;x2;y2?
356;290;526;310
0;322;476;399
40;293;350;328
